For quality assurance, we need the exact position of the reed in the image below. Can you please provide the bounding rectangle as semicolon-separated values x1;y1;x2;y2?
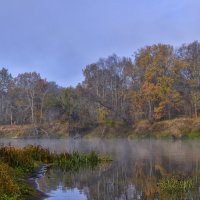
158;177;194;193
55;151;99;170
158;176;195;200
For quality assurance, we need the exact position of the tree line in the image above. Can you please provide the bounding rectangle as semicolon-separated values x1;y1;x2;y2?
1;41;200;127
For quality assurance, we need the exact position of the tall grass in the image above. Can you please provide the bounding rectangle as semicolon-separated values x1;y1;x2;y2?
158;177;195;199
55;151;99;170
0;146;35;172
0;145;102;172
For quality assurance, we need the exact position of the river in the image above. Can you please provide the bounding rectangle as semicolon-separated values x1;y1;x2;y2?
1;138;200;200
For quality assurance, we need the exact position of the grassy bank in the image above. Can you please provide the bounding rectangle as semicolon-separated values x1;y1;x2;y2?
1;117;200;139
128;117;200;139
0;145;107;200
83;117;200;139
84;123;132;139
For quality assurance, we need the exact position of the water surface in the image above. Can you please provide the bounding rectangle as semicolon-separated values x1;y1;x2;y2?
1;138;200;199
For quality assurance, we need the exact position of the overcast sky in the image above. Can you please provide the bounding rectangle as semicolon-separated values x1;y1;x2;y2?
0;0;199;86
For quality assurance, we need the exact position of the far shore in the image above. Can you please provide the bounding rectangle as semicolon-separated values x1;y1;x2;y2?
1;117;200;140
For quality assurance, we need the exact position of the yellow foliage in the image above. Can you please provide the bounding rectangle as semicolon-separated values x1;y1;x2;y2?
142;81;159;100
96;107;109;123
0;162;21;196
154;104;165;120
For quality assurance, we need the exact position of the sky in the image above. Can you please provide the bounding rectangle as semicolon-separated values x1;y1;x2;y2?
0;0;199;87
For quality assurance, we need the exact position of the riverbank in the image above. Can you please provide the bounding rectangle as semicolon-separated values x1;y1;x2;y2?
1;117;200;139
129;117;200;139
0;122;70;139
0;145;104;200
84;117;200;139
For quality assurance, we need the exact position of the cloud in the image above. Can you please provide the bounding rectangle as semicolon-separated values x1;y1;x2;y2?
0;0;199;86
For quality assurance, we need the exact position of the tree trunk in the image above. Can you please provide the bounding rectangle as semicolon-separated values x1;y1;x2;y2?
148;101;152;120
40;96;45;124
194;102;198;118
10;111;13;125
168;104;171;119
31;95;34;124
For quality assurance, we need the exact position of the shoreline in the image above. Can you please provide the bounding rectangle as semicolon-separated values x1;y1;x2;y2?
0;117;200;140
0;145;103;199
27;164;52;200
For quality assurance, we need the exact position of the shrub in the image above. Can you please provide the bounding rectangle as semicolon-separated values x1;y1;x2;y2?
0;162;21;199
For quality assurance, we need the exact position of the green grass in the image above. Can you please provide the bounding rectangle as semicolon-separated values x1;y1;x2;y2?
158;177;196;200
104;119;124;127
0;194;19;200
158;177;195;194
54;151;99;170
186;131;200;139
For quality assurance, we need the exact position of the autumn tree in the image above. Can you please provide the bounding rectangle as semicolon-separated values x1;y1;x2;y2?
0;68;13;124
83;54;134;123
0;40;200;128
134;44;182;120
178;41;200;117
15;72;45;124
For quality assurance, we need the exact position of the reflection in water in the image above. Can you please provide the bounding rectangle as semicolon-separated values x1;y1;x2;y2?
1;139;200;199
45;187;86;200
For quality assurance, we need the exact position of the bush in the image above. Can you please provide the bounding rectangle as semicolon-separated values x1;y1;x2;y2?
0;162;21;199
